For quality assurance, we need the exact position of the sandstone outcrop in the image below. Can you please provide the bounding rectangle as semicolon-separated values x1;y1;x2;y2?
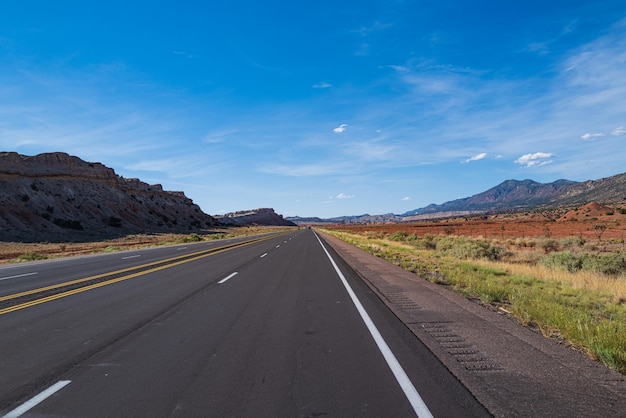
0;152;217;242
217;208;296;227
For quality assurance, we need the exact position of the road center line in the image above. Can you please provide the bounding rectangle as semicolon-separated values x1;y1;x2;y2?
3;380;71;418
260;253;268;258
0;272;38;282
314;232;433;418
218;272;238;284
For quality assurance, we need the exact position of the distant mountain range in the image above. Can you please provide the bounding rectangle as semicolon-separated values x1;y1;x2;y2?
4;152;625;235
287;172;626;225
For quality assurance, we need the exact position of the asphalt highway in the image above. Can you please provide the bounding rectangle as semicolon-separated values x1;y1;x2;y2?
0;229;488;417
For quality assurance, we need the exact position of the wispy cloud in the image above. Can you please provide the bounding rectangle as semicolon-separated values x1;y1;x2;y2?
171;51;198;59
335;193;354;199
359;21;392;35
333;124;347;133
462;152;487;163
581;132;603;140
612;126;626;136
515;152;554;168
203;129;238;144
402;196;411;201
313;81;332;89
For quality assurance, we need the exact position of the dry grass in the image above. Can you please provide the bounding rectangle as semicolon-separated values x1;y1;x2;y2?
473;259;626;304
322;228;626;373
0;226;296;264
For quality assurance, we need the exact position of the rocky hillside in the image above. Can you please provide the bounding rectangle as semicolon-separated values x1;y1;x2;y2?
216;208;296;227
0;152;218;242
404;179;580;217
554;173;626;206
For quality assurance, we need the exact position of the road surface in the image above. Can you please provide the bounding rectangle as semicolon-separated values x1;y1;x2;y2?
0;229;488;417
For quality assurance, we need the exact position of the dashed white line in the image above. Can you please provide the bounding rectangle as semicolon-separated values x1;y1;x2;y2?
121;255;141;260
177;247;188;251
276;245;281;248
218;272;238;284
3;380;71;418
260;253;268;258
0;272;38;282
314;232;433;418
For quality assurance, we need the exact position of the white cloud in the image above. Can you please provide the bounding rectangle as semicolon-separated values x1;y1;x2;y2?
313;81;332;89
612;126;626;136
402;196;411;201
462;152;487;163
335;193;354;199
333;124;347;133
515;152;554;167
581;132;604;140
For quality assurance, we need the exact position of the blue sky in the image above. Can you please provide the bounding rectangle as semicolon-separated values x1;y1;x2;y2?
1;1;625;218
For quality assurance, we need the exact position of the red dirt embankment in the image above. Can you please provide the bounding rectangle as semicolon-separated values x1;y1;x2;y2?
329;204;626;242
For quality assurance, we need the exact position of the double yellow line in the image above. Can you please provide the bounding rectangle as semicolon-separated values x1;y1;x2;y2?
0;235;276;315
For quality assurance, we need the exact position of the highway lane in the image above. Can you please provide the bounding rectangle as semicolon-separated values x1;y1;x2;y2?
0;233;278;297
0;229;488;417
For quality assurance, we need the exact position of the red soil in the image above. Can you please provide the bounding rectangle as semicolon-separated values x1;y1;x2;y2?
327;204;626;242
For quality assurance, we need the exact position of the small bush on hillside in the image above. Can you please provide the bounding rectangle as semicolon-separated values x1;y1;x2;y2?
53;218;84;230
388;231;409;241
16;252;48;262
560;236;586;249
435;236;509;261
181;233;203;243
581;253;626;276
539;239;560;254
540;251;583;273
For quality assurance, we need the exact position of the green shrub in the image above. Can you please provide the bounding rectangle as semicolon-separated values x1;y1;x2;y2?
435;236;509;261
53;218;84;230
16;252;48;262
539;238;560;254
540;251;583;273
560;236;586;249
581;253;626;275
388;231;408;241
181;233;203;243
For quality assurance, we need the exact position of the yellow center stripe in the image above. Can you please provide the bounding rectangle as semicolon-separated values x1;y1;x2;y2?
0;234;279;315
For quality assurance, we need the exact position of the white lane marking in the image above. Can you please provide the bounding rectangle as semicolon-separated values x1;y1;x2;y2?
0;272;38;282
276;245;280;248
3;380;71;418
121;255;141;260
177;247;188;251
218;272;238;284
260;253;268;258
314;232;433;418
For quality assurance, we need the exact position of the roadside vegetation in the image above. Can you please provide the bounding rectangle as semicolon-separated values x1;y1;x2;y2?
321;228;626;374
1;226;296;264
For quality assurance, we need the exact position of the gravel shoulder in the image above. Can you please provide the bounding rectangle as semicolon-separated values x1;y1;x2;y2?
319;230;626;417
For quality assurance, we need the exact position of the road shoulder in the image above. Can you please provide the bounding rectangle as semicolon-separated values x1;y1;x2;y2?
319;231;626;417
